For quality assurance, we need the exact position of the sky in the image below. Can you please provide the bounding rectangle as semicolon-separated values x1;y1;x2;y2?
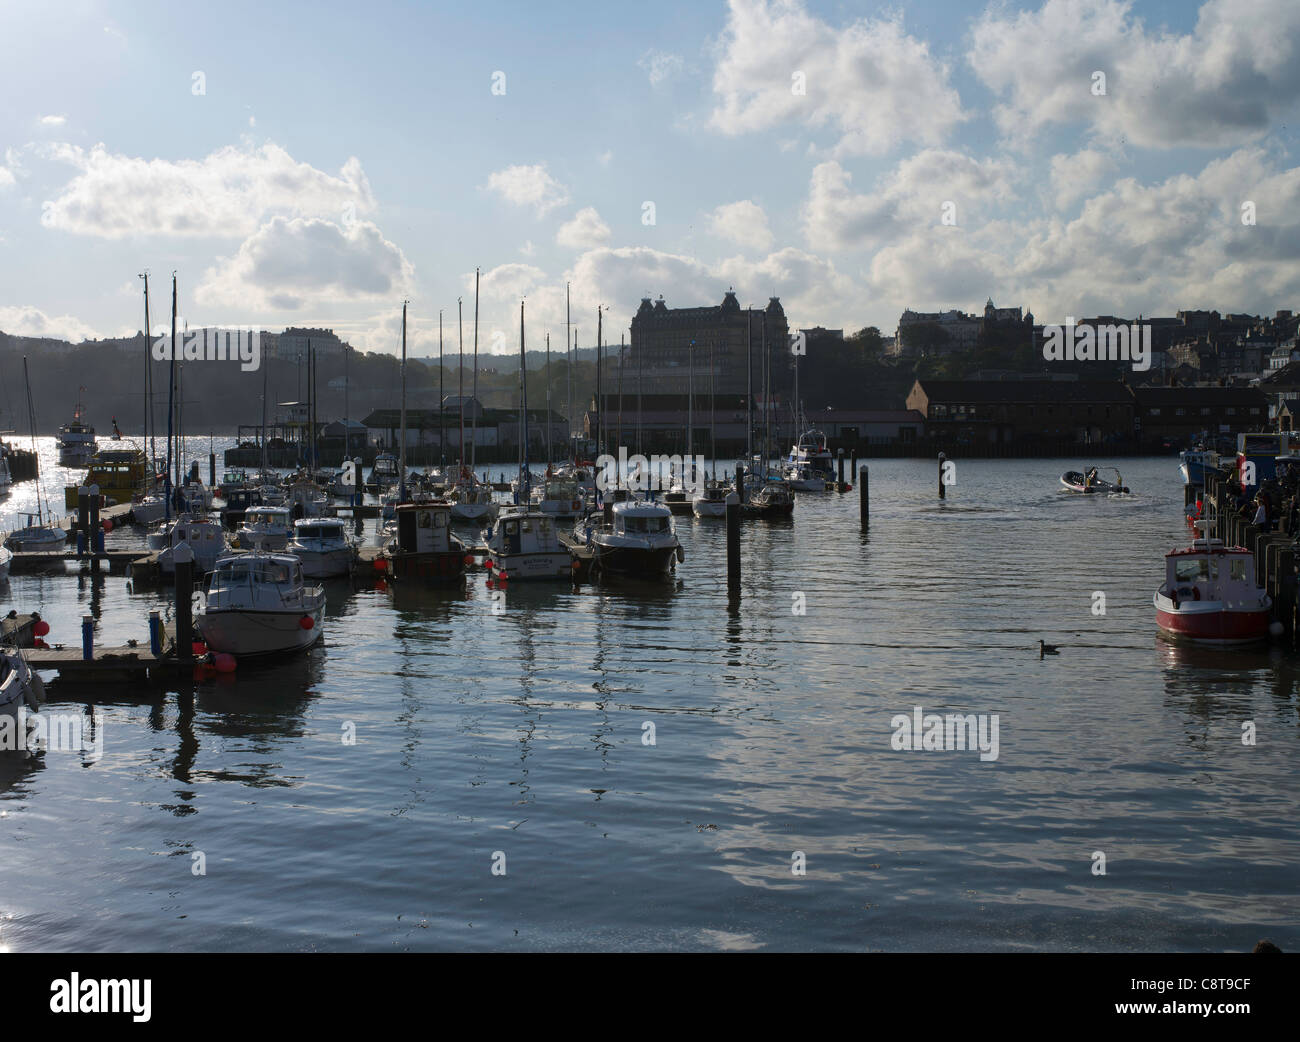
2;0;1300;357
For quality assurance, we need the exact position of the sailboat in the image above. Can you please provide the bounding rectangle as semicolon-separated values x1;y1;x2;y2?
481;301;573;581
742;309;794;519
693;342;738;518
448;272;497;522
4;358;65;552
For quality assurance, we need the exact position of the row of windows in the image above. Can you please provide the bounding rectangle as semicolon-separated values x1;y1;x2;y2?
930;403;1131;420
1147;406;1262;416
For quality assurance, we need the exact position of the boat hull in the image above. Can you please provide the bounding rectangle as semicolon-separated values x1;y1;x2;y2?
1153;595;1272;645
383;549;466;582
591;543;679;577
196;606;323;657
294;547;355;579
488;551;573;581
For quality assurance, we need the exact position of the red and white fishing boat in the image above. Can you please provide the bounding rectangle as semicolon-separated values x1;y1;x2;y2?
1153;526;1272;645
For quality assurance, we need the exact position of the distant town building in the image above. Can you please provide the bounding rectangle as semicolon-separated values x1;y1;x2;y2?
273;327;350;361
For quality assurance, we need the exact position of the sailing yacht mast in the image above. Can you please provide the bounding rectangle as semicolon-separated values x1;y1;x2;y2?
21;356;51;527
438;309;445;467
471;268;480;479
595;306;603;459
165;273;177;521
565;283;572;464
140;271;153;464
745;306;753;468
545;331;552;470
457;298;464;470
687;339;694;483
399;301;408;502
518;300;529;504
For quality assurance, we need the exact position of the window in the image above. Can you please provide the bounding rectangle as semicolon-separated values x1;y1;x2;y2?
1230;559;1247;581
1175;559;1209;582
1176;408;1186;416
1150;408;1161;416
1201;407;1211;416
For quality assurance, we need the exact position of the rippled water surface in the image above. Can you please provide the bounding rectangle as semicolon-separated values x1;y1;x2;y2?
2;441;1297;951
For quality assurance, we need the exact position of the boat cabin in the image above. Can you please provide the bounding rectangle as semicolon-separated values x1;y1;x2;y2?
394;501;455;554
1162;539;1262;606
612;499;674;536
206;554;311;611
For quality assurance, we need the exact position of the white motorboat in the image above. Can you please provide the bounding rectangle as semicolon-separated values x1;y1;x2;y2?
692;478;738;518
288;518;356;578
0;545;12;581
1060;466;1131;494
783;461;826;492
370;452;401;490
571;497;683;578
482;507;572;580
742;476;796;518
381;499;467;582
786;428;834;478
0;453;11;492
196;552;325;657
147;514;228;574
235;506;294;551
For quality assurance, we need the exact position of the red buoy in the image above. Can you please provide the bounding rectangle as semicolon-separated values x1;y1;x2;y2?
33;620;51;637
213;653;237;673
299;616;315;630
101;519;113;533
373;557;388;571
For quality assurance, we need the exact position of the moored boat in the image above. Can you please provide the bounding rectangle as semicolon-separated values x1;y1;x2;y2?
196;552;325;657
381;500;467;582
571;497;683;578
147;514;228;574
1;643;42;723
482;506;572;580
692;478;738;518
235;506;294;551
63;448;158;509
1154;531;1272;645
57;395;96;464
288;517;356;578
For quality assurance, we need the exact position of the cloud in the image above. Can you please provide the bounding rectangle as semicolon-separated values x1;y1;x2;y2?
638;50;685;86
0;165;14;189
970;0;1300;149
39;142;374;238
707;200;773;252
556;207;612;248
1049;148;1120;208
196;216;413;312
709;0;965;156
484;163;570;216
802;150;1018;252
39;115;67;127
0;305;100;342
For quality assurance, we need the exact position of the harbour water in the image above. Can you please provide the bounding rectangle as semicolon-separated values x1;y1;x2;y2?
1;442;1297;951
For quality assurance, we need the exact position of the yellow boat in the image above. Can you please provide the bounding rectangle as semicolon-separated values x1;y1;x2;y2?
64;448;160;508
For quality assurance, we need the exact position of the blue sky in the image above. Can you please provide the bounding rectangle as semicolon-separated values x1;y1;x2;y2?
2;0;1299;356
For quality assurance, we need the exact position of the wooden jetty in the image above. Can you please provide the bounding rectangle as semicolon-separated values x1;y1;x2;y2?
1;612;41;647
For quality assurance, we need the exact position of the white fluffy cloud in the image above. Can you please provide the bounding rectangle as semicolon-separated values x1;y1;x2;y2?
196;216;413;312
40;142;374;238
971;0;1300;148
708;200;773;252
1049;148;1120;208
484;163;570;216
803;150;1018;252
709;0;965;156
556;207;611;248
0;305;99;342
39;114;66;127
0;165;15;189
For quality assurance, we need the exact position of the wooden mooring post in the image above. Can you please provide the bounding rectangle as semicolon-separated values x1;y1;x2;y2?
726;500;740;593
859;466;869;528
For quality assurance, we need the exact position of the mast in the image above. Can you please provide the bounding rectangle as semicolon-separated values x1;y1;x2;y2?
616;334;624;457
762;311;770;474
399;301;408;502
518;299;529;504
438;309;445;467
457;297;464;471
140;271;153;463
545;331;552;469
165;273;177;521
636;329;642;458
260;349;268;477
343;343;349;467
709;340;716;480
687;338;694;483
21;356;49;526
471;267;479;478
565;283;572;464
572;328;579;462
745;306;753;467
596;306;603;459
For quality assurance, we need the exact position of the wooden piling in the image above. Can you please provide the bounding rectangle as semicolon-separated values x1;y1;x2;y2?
736;464;746;505
81;614;94;661
209;452;217;488
859;466;869;528
938;453;947;500
726;500;740;591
